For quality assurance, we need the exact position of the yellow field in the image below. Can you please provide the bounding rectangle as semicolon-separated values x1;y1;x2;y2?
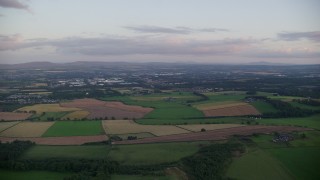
177;124;244;132
0;122;20;132
16;104;81;114
0;122;54;137
61;110;90;120
102;120;190;136
195;101;247;110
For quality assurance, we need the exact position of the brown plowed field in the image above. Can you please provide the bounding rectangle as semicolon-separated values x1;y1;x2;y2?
203;104;261;117
114;125;311;145
60;98;153;119
0;135;108;145
0;112;32;121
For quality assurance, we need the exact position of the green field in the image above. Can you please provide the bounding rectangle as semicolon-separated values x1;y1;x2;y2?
268;147;320;180
250;101;278;113
258;114;320;130
0;170;71;180
289;101;320;111
21;145;110;160
42;121;104;137
108;141;209;165
226;149;293;180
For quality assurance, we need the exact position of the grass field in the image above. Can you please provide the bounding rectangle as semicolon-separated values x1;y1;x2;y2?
268;147;320;180
21;145;110;160
16;104;80;114
103;120;190;136
250;101;278;113
42;121;104;137
258;114;320;130
0;122;54;137
61;110;90;120
226;149;293;180
289;101;320;111
0;121;19;132
0;169;71;180
108;141;209;165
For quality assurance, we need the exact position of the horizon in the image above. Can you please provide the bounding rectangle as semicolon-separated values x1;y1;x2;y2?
0;0;320;64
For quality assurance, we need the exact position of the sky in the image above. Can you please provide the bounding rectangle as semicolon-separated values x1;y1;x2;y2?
0;0;319;64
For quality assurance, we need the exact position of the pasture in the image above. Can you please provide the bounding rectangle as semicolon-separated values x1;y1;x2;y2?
21;145;110;160
0;122;54;137
42;121;104;137
108;141;209;165
103;120;190;136
226;149;293;180
268;147;320;180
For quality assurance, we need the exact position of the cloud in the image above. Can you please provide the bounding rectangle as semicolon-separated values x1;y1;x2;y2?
0;34;255;56
124;25;228;34
245;47;320;58
2;34;318;59
278;31;320;42
0;0;29;11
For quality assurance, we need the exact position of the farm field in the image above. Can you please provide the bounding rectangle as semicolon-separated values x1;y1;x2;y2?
0;121;19;132
194;101;247;110
0;135;108;145
31;111;70;121
202;104;261;117
258;114;320;130
250;101;278;113
268;147;320;180
226;149;293;180
16;104;80;114
0;122;54;137
116;132;155;139
177;124;244;132
108;141;209;165
42;121;104;137
61;98;153;119
103;120;190;136
22;145;110;160
0;170;72;180
0;112;32;121
102;94;205;124
61;110;90;120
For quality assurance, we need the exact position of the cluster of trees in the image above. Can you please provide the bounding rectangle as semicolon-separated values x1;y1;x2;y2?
0;140;34;161
181;142;244;180
186;92;209;104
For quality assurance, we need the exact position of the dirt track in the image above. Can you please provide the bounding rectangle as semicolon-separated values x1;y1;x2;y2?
0;135;108;145
114;125;311;145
